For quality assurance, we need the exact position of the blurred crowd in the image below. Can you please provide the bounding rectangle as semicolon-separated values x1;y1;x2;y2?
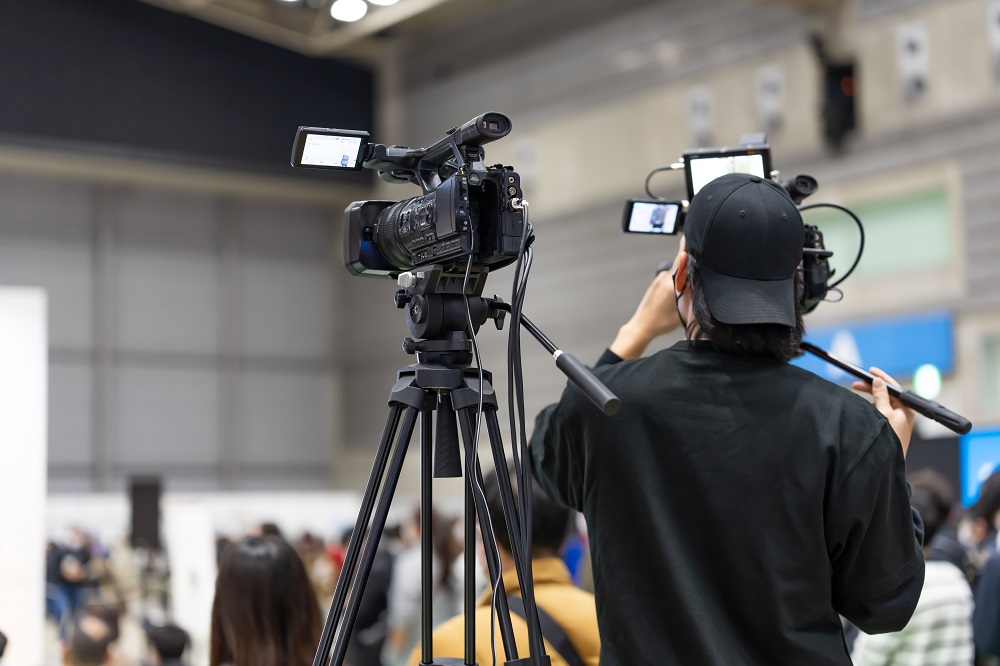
33;465;1000;666
846;468;1000;666
35;491;593;666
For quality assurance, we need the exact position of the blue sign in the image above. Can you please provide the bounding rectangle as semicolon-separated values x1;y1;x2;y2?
792;311;953;384
960;430;1000;507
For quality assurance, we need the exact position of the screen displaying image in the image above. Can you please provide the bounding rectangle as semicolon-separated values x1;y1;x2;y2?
629;202;679;234
688;154;766;196
300;134;363;168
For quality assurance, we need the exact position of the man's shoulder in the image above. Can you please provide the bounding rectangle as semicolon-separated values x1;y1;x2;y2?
600;344;876;405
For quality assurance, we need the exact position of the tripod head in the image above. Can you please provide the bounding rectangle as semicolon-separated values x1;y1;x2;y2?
393;266;507;363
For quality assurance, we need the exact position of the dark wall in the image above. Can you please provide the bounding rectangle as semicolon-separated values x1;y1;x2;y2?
0;0;373;179
907;434;961;502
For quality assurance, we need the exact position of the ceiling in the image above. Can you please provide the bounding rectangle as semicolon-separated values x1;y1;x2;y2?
136;0;846;66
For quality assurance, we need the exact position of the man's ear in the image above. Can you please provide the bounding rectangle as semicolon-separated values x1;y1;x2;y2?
673;249;689;293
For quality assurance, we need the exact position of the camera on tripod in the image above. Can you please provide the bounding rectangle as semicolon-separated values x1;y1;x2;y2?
291;113;620;666
291;112;525;278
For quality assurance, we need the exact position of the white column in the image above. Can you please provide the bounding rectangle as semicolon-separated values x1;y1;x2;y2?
0;287;48;665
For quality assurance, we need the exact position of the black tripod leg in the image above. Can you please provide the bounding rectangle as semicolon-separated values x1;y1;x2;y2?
313;404;404;666
328;406;420;666
465;474;476;666
484;409;548;662
420;410;434;665
455;406;519;662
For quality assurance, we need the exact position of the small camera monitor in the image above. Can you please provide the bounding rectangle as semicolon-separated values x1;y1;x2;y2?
683;146;772;199
622;199;682;234
291;127;369;170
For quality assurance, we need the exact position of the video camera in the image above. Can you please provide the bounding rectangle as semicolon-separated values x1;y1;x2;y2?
623;133;851;313
290;112;525;278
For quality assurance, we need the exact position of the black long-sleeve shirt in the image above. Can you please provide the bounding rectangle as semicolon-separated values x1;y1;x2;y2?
530;340;924;665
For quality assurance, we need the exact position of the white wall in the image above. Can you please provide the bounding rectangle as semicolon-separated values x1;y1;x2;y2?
0;152;353;493
0;288;48;666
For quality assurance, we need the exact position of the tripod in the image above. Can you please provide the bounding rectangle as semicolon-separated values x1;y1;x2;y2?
314;268;619;666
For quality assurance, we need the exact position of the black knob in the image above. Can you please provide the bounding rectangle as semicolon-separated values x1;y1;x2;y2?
394;290;411;309
409;295;427;323
402;338;417;354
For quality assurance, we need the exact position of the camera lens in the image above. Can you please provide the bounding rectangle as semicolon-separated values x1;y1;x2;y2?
374;192;440;271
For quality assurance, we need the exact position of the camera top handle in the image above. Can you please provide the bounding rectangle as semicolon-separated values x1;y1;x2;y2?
362;112;513;194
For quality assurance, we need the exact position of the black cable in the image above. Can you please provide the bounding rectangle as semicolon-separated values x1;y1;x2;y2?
500;202;546;661
509;224;531;547
644;166;676;199
508;214;533;484
461;248;504;666
799;202;865;289
516;249;534;591
488;205;534;665
507;205;545;661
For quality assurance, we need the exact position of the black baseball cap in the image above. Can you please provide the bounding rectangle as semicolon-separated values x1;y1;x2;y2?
684;172;803;326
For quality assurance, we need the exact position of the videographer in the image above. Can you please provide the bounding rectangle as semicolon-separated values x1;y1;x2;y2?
529;173;925;665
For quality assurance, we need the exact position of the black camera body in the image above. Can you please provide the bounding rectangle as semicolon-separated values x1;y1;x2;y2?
291;112;524;279
344;164;524;278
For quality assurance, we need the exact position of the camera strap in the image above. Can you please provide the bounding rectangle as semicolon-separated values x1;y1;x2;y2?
506;595;586;666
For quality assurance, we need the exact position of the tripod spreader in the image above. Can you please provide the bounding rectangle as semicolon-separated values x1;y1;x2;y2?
801;342;972;435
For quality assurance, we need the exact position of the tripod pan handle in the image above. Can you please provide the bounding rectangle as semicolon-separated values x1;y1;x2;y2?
554;352;621;416
800;342;973;435
897;390;972;435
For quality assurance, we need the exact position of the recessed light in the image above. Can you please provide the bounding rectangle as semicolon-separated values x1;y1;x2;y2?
330;0;367;22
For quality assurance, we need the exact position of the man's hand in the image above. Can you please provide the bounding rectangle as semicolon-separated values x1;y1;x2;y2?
609;269;682;360
852;367;916;457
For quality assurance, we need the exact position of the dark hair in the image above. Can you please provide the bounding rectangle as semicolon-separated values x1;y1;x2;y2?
409;506;459;592
484;463;572;556
67;614;113;666
149;623;189;661
210;536;322;666
969;468;1000;524
685;253;805;362
909;469;955;545
258;522;282;537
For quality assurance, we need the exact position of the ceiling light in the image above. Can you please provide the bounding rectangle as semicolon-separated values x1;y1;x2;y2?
368;0;399;5
330;0;367;21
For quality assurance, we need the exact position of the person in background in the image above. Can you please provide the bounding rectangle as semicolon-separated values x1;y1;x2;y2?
382;507;459;666
851;471;974;664
63;614;114;666
47;528;95;638
210;535;322;666
408;464;601;666
963;470;1000;564
340;526;395;666
972;473;1000;659
146;623;190;666
912;469;977;584
214;536;233;567
249;522;283;538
